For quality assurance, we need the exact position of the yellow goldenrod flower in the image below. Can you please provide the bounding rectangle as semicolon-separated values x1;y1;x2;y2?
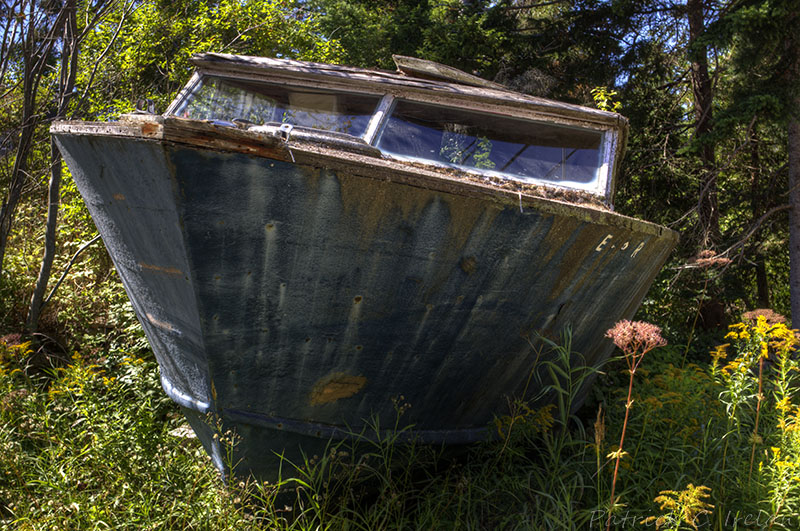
710;344;728;360
777;396;793;414
607;449;629;460
755;315;771;335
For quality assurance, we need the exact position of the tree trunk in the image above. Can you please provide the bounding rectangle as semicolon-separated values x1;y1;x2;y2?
787;0;800;325
687;0;718;247
26;140;63;331
26;0;78;331
790;107;800;325
749;123;770;308
755;259;770;309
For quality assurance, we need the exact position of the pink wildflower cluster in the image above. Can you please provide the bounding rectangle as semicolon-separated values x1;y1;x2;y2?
605;320;667;358
742;308;787;326
690;249;732;269
0;333;22;347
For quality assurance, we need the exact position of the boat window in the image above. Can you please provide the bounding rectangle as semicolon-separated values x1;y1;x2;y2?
376;100;604;190
172;76;381;137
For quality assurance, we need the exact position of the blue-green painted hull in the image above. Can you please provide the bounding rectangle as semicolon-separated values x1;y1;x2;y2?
54;131;676;479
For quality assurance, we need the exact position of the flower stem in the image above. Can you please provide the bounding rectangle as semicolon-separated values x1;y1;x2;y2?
607;368;636;531
748;356;764;483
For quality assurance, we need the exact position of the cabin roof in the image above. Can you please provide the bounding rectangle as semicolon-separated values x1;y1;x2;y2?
188;53;625;129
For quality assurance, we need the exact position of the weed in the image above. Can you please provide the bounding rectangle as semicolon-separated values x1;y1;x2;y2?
642;483;714;530
604;319;666;530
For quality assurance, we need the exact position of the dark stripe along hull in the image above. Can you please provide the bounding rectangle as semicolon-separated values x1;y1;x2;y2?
55;132;677;478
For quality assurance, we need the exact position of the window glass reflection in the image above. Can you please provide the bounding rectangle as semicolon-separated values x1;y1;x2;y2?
377;100;603;187
173;76;380;137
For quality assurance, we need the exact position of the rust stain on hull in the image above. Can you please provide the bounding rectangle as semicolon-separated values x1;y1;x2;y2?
139;262;184;275
336;171;499;251
141;122;160;137
146;312;178;333
310;373;367;405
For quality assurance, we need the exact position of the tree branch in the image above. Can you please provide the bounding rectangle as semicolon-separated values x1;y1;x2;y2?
719;204;791;258
41;235;101;309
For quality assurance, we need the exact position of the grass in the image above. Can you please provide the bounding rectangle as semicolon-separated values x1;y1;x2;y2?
2;314;800;529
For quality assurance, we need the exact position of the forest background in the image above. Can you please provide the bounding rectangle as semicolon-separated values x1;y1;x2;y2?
1;0;800;529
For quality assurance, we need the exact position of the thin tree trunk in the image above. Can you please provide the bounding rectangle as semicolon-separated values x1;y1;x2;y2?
787;0;800;326
750;123;770;308
0;1;36;279
755;260;770;309
26;140;63;330
790;106;800;325
26;0;78;331
687;0;718;246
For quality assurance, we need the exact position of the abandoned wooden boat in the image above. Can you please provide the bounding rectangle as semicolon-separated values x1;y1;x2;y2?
52;53;678;479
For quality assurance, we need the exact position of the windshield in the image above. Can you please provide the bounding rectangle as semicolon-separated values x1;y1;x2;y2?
169;75;611;195
172;76;381;137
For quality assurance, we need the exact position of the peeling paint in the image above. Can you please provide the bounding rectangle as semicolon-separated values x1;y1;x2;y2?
309;373;367;405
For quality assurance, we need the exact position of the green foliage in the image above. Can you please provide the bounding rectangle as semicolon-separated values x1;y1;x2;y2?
306;0;430;69
309;0;511;77
708;0;800;127
591;87;621;113
0;343;224;529
79;0;345;119
417;0;509;77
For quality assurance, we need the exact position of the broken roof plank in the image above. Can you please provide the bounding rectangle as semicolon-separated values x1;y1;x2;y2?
391;54;506;90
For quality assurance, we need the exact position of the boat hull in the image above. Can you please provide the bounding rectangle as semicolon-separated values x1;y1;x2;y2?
54;127;676;478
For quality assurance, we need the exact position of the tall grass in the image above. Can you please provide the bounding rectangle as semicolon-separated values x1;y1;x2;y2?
2;312;800;529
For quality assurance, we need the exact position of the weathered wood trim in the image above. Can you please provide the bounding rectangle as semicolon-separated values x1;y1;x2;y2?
51;120;160;139
362;94;395;146
51;117;677;243
190;52;397;78
52;117;291;161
